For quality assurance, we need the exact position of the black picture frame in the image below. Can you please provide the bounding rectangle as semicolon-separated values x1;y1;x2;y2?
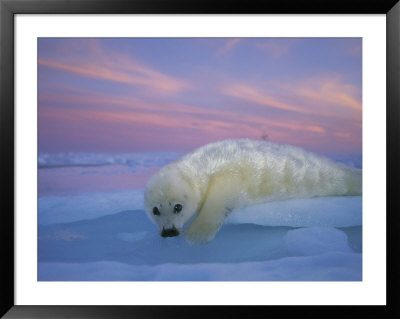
1;0;399;318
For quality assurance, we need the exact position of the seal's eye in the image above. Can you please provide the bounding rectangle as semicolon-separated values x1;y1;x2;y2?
153;207;160;216
174;204;183;214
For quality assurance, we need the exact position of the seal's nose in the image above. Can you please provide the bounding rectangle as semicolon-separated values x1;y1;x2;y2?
161;227;179;237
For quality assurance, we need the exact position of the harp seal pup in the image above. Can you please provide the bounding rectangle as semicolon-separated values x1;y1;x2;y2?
144;139;362;244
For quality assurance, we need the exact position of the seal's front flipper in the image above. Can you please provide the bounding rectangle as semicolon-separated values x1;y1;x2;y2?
184;173;239;244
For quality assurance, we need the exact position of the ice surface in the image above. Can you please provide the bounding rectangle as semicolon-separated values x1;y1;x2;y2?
38;208;362;281
38;189;144;224
39;189;361;228
38;152;180;169
284;227;352;256
39;251;361;281
226;196;362;228
37;151;362;281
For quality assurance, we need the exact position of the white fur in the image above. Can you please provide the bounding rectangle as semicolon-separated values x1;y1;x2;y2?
144;139;362;244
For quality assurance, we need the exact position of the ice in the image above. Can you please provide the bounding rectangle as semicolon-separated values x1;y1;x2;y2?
38;251;361;281
226;196;362;228
39;190;361;228
283;227;352;256
38;189;144;224
116;231;147;243
38;152;180;169
38;208;362;281
38;151;362;281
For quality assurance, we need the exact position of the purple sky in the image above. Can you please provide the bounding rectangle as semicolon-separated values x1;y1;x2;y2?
38;38;362;154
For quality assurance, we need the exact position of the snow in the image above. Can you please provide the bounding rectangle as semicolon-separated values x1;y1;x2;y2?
39;251;361;281
38;207;362;281
38;189;144;224
38;152;362;281
283;227;353;256
227;196;361;228
38;152;180;169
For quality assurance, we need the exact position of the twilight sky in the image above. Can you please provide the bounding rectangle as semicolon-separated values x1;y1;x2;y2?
38;38;362;154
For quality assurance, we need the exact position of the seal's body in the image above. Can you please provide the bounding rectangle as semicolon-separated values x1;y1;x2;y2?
144;139;362;243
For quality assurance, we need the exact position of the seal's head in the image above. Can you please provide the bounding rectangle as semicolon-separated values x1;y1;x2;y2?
144;166;200;237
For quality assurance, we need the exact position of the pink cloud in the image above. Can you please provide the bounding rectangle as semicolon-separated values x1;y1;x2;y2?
215;38;241;56
39;102;330;155
39;105;251;151
222;84;309;114
222;74;362;120
293;75;362;112
335;131;351;138
39;92;224;118
39;91;328;139
38;40;190;94
39;96;359;154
